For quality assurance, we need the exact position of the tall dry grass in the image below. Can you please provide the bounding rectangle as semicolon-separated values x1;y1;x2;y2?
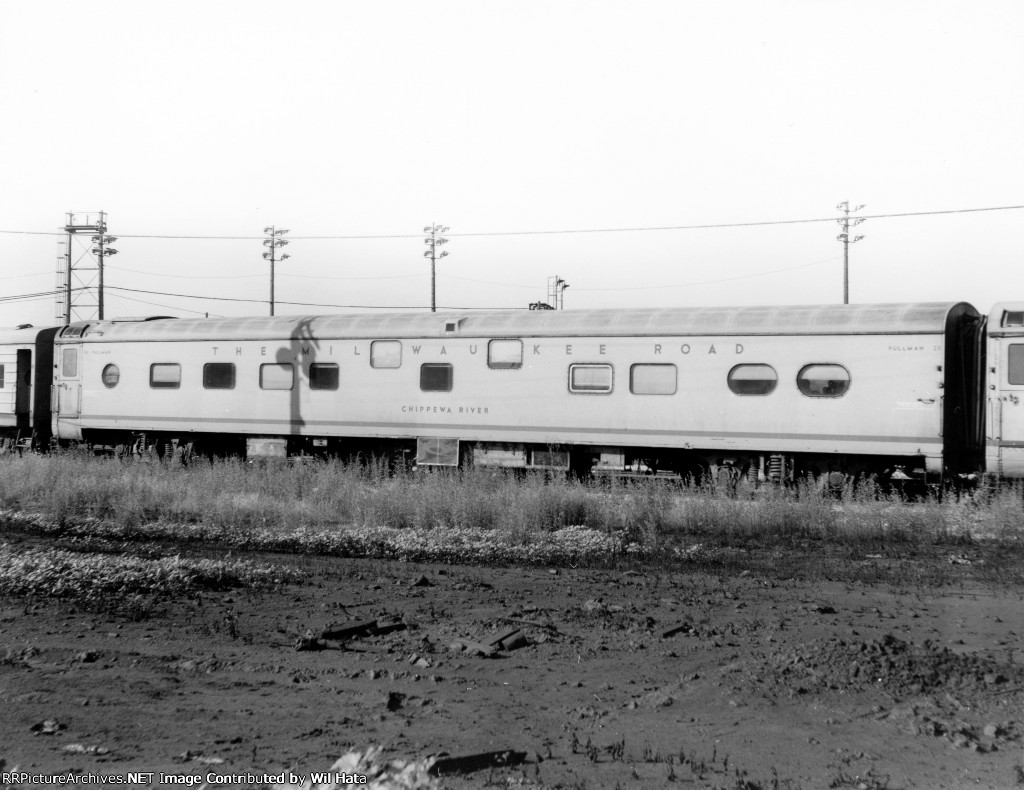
0;453;1021;550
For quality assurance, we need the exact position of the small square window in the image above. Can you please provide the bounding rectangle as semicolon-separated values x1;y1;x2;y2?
420;363;453;392
488;339;523;369
203;363;235;390
150;363;181;389
371;340;402;369
310;363;339;390
260;363;294;390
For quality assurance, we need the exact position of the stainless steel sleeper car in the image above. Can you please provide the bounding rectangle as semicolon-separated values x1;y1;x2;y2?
4;301;1024;485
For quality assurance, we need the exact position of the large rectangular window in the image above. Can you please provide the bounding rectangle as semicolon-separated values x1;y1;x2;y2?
150;363;181;389
488;339;523;369
309;362;339;390
203;363;235;390
260;363;294;390
371;340;402;369
420;363;453;392
1009;344;1024;385
569;363;613;394
630;364;677;395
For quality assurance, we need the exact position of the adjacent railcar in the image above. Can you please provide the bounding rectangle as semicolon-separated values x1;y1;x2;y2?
0;324;57;451
48;302;987;484
985;302;1024;477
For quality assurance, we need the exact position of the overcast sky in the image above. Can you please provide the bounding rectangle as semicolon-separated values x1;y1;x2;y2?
2;1;1022;326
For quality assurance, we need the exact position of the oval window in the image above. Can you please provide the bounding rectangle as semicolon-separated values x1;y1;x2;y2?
101;364;120;388
727;364;778;395
797;364;850;397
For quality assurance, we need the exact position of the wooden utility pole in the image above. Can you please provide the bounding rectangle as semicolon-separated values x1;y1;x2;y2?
836;202;866;304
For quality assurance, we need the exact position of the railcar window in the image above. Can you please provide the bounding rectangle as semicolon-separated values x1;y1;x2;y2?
101;364;120;389
150;363;181;389
420;363;453;392
728;364;778;395
0;364;4;388
309;363;339;390
62;348;78;378
488;339;523;369
371;340;402;369
630;363;677;395
203;363;236;390
1009;344;1024;385
1003;311;1024;327
797;364;850;397
260;363;294;390
569;363;614;394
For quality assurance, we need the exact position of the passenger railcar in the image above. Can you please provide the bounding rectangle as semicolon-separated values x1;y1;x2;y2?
0;324;57;452
34;301;1017;486
985;303;1024;477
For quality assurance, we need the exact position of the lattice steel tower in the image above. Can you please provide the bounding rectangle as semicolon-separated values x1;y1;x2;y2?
56;211;117;325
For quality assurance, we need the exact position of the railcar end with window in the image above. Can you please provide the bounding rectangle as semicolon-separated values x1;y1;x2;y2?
0;324;57;452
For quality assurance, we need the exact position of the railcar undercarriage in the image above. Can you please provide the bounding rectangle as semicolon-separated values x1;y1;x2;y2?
70;428;937;492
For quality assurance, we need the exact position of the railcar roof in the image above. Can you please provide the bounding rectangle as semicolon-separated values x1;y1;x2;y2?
987;302;1024;337
56;302;977;343
0;324;55;345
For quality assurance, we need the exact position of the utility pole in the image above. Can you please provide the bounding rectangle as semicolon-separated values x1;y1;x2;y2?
423;224;449;312
262;227;290;316
90;232;118;320
836;202;866;304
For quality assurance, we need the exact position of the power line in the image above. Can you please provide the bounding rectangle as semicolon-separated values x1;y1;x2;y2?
570;255;842;291
106;264;424;282
440;204;1024;238
105;286;506;311
108;291;224;317
1;203;1022;240
107;286;268;304
0;288;77;304
107;265;264;280
0;271;52;281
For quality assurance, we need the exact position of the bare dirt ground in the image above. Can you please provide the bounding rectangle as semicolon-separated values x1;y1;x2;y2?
2;539;1023;789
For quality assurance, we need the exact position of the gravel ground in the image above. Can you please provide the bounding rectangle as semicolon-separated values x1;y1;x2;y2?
1;540;1023;789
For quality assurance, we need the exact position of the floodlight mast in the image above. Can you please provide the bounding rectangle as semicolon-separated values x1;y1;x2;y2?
423;223;450;312
60;211;114;324
262;226;290;316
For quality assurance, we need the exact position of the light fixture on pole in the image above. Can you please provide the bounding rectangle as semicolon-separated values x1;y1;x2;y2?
90;234;118;320
262;226;290;316
423;224;450;312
